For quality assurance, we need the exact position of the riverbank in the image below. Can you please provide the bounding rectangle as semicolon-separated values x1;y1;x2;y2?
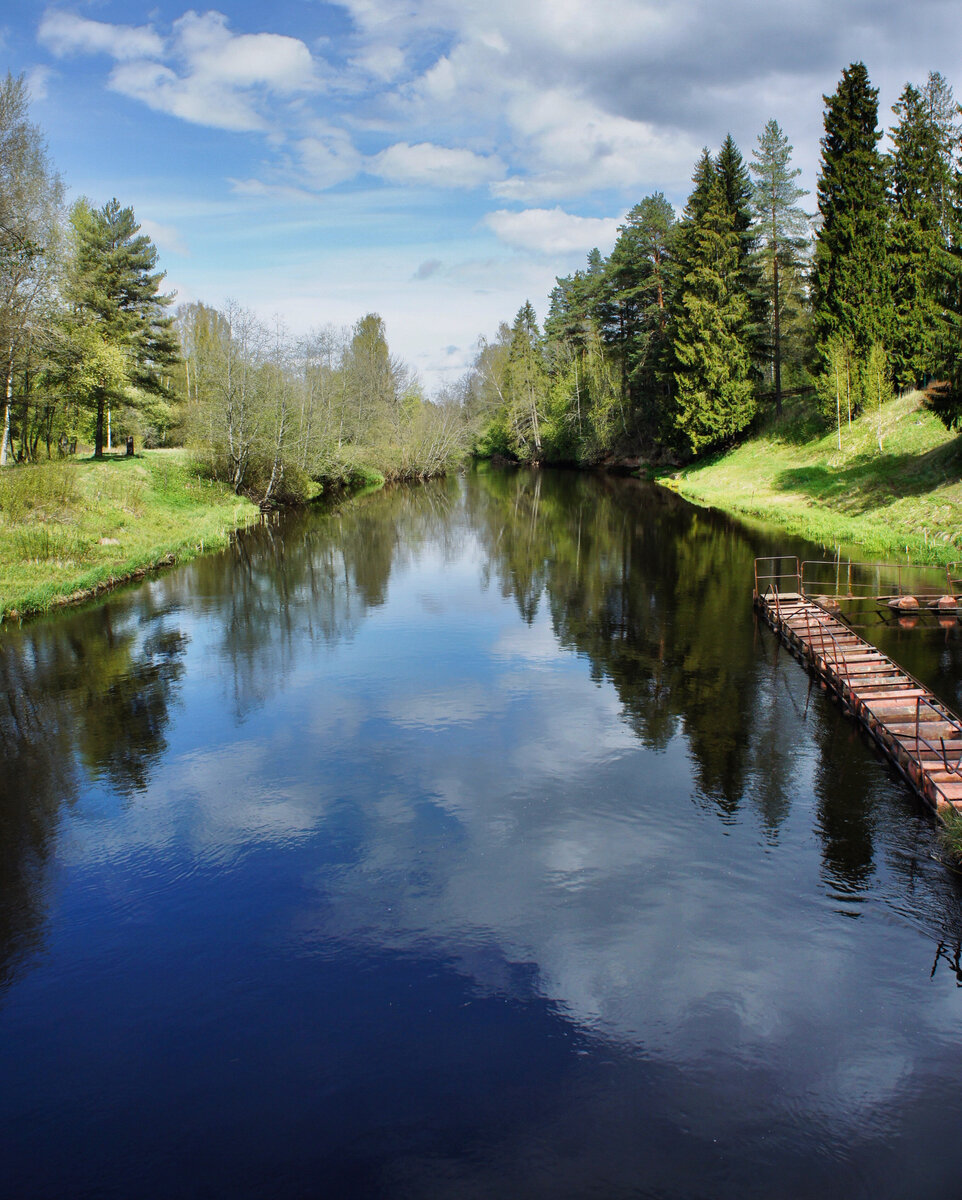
662;390;962;564
0;450;261;621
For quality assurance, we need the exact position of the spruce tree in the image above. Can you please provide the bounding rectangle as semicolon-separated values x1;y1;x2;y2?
64;198;178;457
716;134;766;374
888;73;960;388
811;63;890;375
671;164;755;455
673;149;716;267
750;118;811;414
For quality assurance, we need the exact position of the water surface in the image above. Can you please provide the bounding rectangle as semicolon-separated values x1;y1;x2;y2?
3;469;962;1199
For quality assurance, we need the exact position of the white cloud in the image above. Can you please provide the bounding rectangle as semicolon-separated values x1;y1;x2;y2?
484;207;621;255
47;9;319;134
370;141;505;188
349;42;405;81
170;10;316;95
38;11;164;61
41;0;962;397
25;65;53;102
297;132;363;189
494;88;701;202
108;59;267;132
139;218;189;258
227;178;323;203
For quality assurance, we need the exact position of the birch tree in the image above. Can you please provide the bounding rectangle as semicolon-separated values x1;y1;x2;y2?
0;73;63;465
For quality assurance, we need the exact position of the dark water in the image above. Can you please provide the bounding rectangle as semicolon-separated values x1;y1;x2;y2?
3;468;962;1199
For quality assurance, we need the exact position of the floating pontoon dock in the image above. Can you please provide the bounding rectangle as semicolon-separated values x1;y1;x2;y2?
754;556;962;815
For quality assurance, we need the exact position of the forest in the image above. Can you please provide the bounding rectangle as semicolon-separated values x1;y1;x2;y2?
2;61;962;505
463;63;962;465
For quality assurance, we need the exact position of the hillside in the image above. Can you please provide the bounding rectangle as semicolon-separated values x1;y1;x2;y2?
664;391;962;564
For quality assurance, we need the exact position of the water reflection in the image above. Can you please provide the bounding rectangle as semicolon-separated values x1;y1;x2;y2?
3;469;962;1197
0;596;186;989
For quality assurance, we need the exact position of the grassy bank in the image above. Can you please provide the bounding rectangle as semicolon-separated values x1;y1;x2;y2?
664;391;962;564
0;450;260;621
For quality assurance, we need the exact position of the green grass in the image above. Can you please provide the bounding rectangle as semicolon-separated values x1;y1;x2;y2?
0;449;260;620
662;391;962;564
938;804;962;862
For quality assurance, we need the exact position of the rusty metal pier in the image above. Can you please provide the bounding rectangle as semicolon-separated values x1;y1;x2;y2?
754;556;962;815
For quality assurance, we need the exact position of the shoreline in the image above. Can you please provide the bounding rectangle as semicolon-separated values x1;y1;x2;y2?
661;477;960;565
4;540;235;624
0;451;390;626
655;392;962;567
1;451;255;624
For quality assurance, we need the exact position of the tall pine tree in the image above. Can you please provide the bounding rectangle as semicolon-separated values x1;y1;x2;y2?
811;63;890;375
64;198;178;457
750;118;811;414
605;192;676;442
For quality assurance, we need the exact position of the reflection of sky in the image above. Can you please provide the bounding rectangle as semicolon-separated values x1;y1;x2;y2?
8;484;962;1195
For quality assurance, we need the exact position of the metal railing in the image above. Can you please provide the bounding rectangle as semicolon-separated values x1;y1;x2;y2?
905;695;962;780
754;555;962;800
753;556;800;600
799;559;958;601
796;606;962;781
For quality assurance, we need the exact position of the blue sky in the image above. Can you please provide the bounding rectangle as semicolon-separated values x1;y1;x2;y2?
4;1;962;392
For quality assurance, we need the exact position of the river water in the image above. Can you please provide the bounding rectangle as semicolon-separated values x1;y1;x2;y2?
3;468;962;1199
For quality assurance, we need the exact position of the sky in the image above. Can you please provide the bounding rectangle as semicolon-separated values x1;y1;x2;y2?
3;0;962;394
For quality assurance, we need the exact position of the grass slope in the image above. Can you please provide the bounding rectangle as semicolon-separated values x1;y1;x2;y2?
0;449;259;620
665;391;962;564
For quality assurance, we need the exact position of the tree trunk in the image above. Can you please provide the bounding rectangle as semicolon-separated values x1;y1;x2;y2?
0;352;13;467
835;360;842;452
773;251;782;417
94;388;106;458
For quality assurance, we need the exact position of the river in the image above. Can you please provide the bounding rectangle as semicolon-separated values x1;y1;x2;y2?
2;468;962;1198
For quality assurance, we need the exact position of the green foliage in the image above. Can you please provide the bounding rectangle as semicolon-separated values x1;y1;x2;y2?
811;63;890;357
816;335;858;431
182;300;469;498
59;197;178;458
605;192;676;442
503;301;548;461
671;158;756;455
0;459;79;521
938;805;962;863
716;133;766;369
0;451;261;619
0;72;64;466
889;73;962;390
750;118;812;409
865;341;894;448
13;523;88;563
671;389;962;564
925;376;962;431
